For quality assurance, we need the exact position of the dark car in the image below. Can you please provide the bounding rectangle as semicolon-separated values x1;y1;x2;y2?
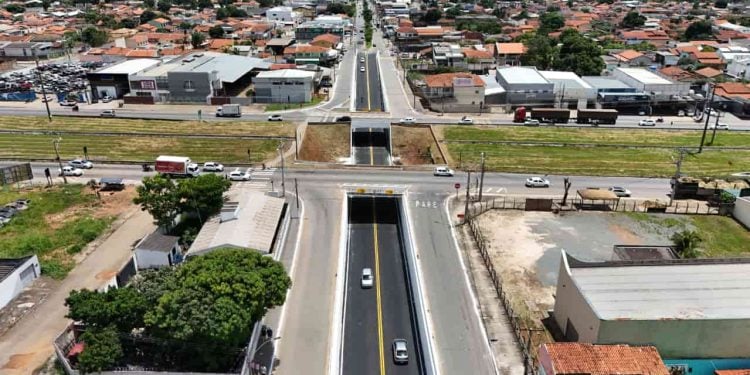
335;116;352;122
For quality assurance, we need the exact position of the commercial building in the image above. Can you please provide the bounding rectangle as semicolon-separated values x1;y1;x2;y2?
419;72;485;112
538;343;669;375
495;66;554;107
253;69;316;103
266;6;300;25
539;71;596;109
295;16;351;41
0;256;40;309
611;67;690;100
582;75;651;110
553;250;750;358
87;58;161;101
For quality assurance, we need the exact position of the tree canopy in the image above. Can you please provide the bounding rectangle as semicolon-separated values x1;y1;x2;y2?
208;24;225;38
190;31;206;49
445;6;462;18
81;27;109;47
539;11;565;33
66;287;149;331
422;8;442;24
620;11;646;29
77;326;123;374
553;29;605;76
684;20;713;40
519;33;556;70
157;0;172;12
133;175;182;230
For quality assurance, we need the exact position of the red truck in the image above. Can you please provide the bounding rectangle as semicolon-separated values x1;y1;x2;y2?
155;155;200;178
513;107;527;123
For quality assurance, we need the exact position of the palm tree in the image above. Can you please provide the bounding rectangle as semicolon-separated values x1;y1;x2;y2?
671;230;703;259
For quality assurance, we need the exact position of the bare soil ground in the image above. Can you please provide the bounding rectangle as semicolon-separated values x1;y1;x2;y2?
391;125;445;165
298;124;350;162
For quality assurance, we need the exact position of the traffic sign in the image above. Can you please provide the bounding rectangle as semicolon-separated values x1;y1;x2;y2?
454;183;461;189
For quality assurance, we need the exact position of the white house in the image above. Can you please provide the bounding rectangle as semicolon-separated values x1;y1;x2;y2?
134;231;182;270
727;57;750;80
0;255;40;309
266;6;300;25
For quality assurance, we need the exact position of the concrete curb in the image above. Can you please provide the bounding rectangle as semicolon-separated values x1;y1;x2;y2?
328;193;349;375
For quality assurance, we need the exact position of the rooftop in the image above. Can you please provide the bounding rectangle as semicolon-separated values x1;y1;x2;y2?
615;67;673;85
136;231;179;253
256;69;316;79
539;71;593;90
170;52;271;83
0;256;34;283
541;343;669;375
582;76;634;90
562;251;750;320
95;58;161;75
423;72;484;88
497;66;549;85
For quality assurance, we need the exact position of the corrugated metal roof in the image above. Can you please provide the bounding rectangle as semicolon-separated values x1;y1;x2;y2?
96;58;161;75
496;66;549;85
171;53;271;83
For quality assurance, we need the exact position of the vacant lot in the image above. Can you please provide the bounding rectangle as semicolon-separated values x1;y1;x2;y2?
391;125;445;165
0;184;132;278
265;97;323;112
441;126;750;177
0;116;295;137
475;210;750;321
0;134;284;163
299;124;350;162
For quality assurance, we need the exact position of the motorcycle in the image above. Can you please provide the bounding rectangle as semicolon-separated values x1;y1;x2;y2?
142;164;153;172
72;105;79;112
656;117;664;123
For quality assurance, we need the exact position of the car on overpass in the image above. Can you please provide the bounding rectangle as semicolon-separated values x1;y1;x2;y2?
59;166;83;177
525;176;550;188
709;123;729;130
360;66;365;72
100;109;116;117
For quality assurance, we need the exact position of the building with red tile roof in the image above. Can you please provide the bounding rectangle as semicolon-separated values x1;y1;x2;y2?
419;72;485;112
539;343;669;375
714;82;750;100
694;66;722;78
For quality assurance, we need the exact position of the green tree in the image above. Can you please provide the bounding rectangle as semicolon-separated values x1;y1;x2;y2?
145;248;291;348
4;4;25;13
520;33;556;70
422;8;442;24
684;20;713;40
117;18;138;29
216;7;229;19
197;0;211;9
157;0;172;12
445;6;462;18
178;174;231;223
77;326;123;374
714;0;727;8
671;230;703;258
621;11;646;28
133;175;181;231
81;26;109;47
179;21;193;31
66;288;149;331
553;29;605;76
190;31;206;48
144;0;155;7
633;41;656;51
209;24;225;38
42;0;51;11
140;9;157;24
539;11;564;32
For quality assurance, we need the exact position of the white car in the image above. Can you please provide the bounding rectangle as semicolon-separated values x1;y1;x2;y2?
458;116;473;124
399;117;416;124
361;268;373;288
229;169;251;181
268;114;283;121
100;109;116;117
525;176;550;188
609;186;631;197
524;119;540;126
639;119;656;126
101;96;113;103
392;339;409;364
59;166;83;177
433;167;454;177
360;66;365;72
709;123;729;130
360;57;365;63
68;159;93;169
202;162;224;172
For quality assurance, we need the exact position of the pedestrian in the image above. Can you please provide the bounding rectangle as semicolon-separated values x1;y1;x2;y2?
670;121;673;126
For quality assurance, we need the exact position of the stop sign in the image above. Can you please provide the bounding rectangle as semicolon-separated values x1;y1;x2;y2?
454;183;461;189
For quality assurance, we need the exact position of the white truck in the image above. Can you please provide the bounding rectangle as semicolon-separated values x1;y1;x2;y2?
155;155;200;178
216;104;241;118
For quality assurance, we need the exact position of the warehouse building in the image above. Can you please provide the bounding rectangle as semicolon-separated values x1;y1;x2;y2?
295;16;351;41
495;66;554;107
611;67;690;101
539;71;596;109
553;250;750;358
253;69;316;103
87;58;161;101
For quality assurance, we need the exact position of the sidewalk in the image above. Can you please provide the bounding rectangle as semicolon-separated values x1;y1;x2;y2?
0;208;155;374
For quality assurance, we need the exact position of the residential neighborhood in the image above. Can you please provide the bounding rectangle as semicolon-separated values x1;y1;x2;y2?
0;0;749;373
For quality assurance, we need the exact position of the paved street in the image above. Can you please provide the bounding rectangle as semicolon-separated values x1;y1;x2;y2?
355;51;385;112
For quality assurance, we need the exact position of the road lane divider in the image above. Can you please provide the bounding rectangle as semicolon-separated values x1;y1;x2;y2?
372;199;386;375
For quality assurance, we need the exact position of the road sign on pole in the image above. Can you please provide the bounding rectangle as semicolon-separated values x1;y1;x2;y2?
454;183;460;189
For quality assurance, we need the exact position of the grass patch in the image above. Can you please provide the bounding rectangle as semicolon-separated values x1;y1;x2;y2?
0;116;294;137
0;134;284;163
264;96;323;112
0;185;115;278
391;125;444;165
299;124;350;162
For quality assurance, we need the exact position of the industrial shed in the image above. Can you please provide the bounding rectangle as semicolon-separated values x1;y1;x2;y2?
611;67;690;101
495;66;554;107
553;251;750;358
539;71;596;109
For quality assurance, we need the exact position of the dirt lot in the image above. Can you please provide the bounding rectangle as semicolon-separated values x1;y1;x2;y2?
475;210;674;319
299;124;350;162
391;125;445;165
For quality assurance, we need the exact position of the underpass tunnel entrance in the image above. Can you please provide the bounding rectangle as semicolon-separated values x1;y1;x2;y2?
351;127;392;166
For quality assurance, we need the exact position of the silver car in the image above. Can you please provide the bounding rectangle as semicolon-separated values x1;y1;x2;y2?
361;268;373;288
229;169;251;181
392;339;408;364
202;162;224;172
525;177;550;188
68;159;93;169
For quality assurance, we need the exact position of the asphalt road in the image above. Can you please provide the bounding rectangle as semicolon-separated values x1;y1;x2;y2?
355;51;384;112
343;196;421;375
352;127;391;166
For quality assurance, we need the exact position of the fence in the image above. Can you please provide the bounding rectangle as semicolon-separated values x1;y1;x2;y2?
465;216;542;375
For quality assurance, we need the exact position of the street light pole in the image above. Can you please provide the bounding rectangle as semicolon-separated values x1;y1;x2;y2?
53;137;67;184
278;143;286;198
33;48;52;122
699;83;716;153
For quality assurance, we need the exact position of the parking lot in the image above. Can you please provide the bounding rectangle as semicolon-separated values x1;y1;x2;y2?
0;61;104;104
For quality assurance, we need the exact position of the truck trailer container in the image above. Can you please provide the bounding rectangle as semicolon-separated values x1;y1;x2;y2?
530;108;571;123
576;109;619;124
216;104;241;118
155;155;200;178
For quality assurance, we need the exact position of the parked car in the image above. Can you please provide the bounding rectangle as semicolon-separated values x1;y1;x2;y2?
268;114;283;121
335;116;352;122
361;268;373;288
59;166;83;176
0;206;17;218
100;109;116;117
59;100;77;106
639;119;656;126
392;339;409;364
458;116;473;124
609;186;632;197
399;117;416;124
41;96;54;103
433;166;454;177
525;176;550;188
709;123;729;130
202;162;224;172
68;159;93;169
101;96;113;103
524;119;540;126
229;169;251;181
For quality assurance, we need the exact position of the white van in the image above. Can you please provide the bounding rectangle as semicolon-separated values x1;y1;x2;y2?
433;167;454;177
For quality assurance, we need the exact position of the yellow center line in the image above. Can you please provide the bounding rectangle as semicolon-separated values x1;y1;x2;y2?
369;127;374;166
365;53;372;112
372;199;386;375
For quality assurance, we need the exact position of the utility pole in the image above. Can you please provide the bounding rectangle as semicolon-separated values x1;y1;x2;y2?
463;170;471;224
278;143;286;198
294;178;300;214
53;137;67;184
33;48;52;122
699;84;716;153
478;152;485;201
709;110;721;145
669;148;691;206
